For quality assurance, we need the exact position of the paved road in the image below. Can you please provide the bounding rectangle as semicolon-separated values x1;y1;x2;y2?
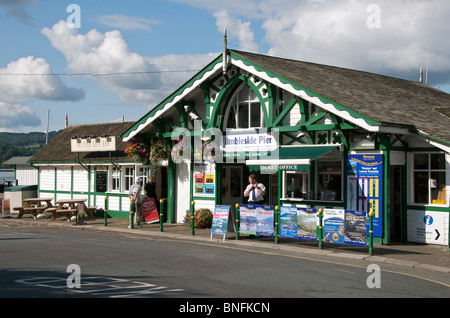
0;224;449;301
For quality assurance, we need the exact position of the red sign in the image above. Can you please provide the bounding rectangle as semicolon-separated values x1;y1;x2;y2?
141;198;159;224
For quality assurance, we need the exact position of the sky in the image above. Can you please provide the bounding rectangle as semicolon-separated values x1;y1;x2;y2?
0;0;450;134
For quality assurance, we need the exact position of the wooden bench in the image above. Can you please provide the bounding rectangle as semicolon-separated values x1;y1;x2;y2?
84;206;97;219
13;207;25;218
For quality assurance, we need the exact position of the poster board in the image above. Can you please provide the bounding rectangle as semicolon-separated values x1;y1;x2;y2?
324;209;367;246
211;205;230;240
239;204;274;237
280;207;318;241
141;198;159;224
193;163;216;197
346;154;383;237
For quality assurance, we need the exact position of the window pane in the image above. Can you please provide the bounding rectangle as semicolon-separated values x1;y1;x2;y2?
226;105;237;129
414;154;428;169
318;174;342;201
250;102;261;128
286;173;308;199
414;171;429;203
431;154;445;170
239;87;249;101
431;171;446;204
238;103;249;128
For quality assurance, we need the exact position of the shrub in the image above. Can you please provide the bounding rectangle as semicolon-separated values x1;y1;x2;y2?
184;208;213;229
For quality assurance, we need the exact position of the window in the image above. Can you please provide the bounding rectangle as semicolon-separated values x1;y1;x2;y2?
413;153;446;205
111;167;121;192
124;167;134;192
137;166;150;185
317;160;342;201
225;84;262;129
284;172;309;199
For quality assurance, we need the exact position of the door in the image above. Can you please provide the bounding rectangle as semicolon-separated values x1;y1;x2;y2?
222;166;243;232
390;166;403;241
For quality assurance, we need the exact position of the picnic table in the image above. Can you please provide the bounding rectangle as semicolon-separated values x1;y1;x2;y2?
14;198;53;219
53;199;96;221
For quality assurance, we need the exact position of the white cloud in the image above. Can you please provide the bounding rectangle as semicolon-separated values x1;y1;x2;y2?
175;0;450;85
95;15;161;31
41;20;217;107
0;55;85;130
0;56;85;103
214;11;259;53
0;102;41;130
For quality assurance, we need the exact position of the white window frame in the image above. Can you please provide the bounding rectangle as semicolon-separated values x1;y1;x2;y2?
412;152;447;206
224;84;263;130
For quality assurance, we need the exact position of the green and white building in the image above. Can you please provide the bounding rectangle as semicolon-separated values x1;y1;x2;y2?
28;49;450;246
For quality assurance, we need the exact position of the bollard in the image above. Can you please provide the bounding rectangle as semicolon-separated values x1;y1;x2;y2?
318;209;324;249
191;200;195;236
129;198;135;229
369;211;374;255
104;196;108;226
275;206;279;244
235;204;240;240
159;198;165;232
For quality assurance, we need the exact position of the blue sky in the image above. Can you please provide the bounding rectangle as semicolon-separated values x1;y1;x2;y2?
1;0;450;133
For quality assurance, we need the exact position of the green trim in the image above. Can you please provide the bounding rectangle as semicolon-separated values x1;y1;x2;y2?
122;55;224;139
229;51;382;128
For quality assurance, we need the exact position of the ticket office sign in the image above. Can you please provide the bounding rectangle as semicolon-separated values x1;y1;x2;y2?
346;154;383;237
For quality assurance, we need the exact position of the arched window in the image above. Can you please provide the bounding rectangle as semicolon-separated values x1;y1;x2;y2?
225;84;262;129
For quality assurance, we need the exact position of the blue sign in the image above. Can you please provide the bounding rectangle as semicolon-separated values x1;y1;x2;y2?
346;154;383;237
424;215;434;226
211;205;230;236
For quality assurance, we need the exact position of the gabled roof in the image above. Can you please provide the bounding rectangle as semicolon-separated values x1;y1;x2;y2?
231;50;450;145
122;49;450;146
2;156;32;166
31;122;135;163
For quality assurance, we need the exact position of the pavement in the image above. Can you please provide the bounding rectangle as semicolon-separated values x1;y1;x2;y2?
1;213;450;274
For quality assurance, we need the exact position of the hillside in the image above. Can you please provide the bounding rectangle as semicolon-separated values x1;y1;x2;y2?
0;131;61;166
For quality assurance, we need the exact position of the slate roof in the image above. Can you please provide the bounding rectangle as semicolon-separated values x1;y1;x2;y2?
30;122;135;163
231;50;450;145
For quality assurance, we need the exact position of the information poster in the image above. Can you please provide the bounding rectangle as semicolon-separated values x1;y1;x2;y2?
193;163;215;197
256;205;274;237
239;204;274;237
280;207;318;241
280;206;298;239
324;209;345;244
239;204;257;235
211;205;230;236
141;198;159;224
297;208;318;241
346;154;383;237
344;210;367;246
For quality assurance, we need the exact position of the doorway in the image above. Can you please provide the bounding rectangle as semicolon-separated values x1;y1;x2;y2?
390;166;403;241
222;165;243;232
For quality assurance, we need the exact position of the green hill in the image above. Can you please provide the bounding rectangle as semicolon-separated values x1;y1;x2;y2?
0;131;61;166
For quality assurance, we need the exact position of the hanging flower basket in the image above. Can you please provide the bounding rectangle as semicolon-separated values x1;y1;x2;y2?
125;139;170;165
124;143;149;163
148;139;170;164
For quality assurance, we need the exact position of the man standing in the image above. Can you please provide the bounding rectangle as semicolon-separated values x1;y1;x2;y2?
129;177;143;227
244;174;266;204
